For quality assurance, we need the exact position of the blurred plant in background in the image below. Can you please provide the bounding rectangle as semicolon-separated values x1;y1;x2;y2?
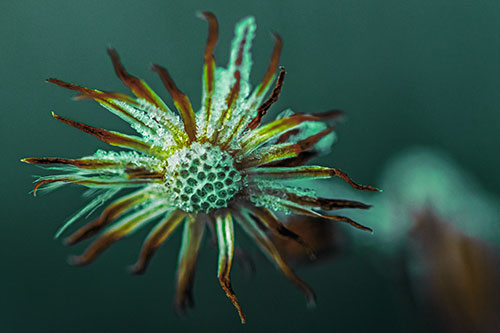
283;148;500;332
378;148;500;332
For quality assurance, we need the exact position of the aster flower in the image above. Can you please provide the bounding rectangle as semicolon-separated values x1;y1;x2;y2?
23;13;378;323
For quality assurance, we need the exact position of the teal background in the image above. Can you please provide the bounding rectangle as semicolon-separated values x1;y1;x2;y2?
2;0;500;332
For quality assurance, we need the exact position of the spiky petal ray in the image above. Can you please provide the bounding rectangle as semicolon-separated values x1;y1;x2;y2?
175;215;205;312
70;201;170;266
130;209;186;274
233;208;316;306
216;213;246;323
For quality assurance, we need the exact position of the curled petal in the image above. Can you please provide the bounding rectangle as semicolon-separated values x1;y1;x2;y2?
218;34;281;147
282;204;372;232
255;33;283;98
216;213;246;323
246;166;380;191
247;66;285;130
333;168;381;191
279;192;371;211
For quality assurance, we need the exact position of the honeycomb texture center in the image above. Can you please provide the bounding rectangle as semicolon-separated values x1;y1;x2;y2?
165;142;242;213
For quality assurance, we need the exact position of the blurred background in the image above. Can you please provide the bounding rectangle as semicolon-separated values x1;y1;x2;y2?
2;0;500;332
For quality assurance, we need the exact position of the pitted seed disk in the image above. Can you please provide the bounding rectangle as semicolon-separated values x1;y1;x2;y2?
165;142;242;213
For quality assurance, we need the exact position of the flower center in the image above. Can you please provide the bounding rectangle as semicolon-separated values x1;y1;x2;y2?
165;142;242;213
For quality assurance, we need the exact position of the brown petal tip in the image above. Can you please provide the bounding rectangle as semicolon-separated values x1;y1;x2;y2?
196;11;215;21
63;237;75;246
306;292;317;308
67;255;87;266
127;263;145;275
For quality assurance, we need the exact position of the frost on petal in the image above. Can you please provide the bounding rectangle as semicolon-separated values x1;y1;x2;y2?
197;12;218;141
236;143;301;168
226;16;256;104
229;35;283;143
246;179;315;213
238;114;320;157
116;100;187;149
70;200;172;266
54;188;120;238
64;187;155;245
206;16;256;141
91;150;162;170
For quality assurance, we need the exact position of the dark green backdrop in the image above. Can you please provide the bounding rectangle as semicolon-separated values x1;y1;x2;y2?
2;1;500;332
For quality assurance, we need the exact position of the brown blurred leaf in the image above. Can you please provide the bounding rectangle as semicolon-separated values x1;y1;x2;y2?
271;215;345;265
408;208;500;332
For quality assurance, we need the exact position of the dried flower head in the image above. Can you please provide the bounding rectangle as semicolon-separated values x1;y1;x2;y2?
23;13;378;323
